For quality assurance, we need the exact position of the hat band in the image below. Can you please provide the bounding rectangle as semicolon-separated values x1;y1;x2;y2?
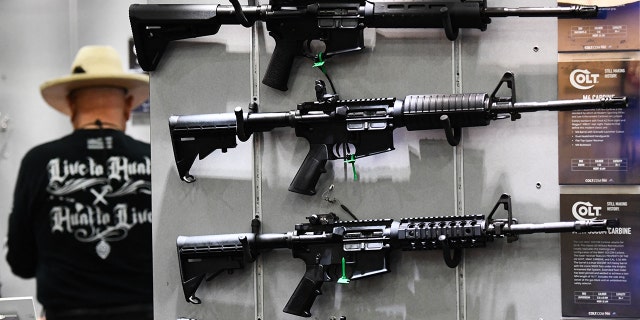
68;86;129;98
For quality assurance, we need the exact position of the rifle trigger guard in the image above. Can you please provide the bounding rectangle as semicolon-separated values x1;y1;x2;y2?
440;115;461;146
439;235;462;268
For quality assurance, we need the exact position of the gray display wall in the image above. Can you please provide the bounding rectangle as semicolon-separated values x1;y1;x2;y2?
149;0;592;319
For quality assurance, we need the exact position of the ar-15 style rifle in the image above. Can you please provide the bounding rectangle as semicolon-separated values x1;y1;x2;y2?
168;72;628;195
130;0;599;90
177;194;619;317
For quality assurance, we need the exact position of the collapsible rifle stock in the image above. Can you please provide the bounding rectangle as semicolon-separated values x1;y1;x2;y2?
168;72;628;195
177;194;619;317
130;0;599;90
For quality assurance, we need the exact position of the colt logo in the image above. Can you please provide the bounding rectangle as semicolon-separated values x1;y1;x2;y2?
572;201;602;221
570;69;599;90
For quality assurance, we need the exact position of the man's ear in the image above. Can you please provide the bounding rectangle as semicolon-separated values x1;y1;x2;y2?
67;95;78;123
123;94;135;121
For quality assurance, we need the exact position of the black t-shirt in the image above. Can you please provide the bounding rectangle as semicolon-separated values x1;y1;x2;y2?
6;129;152;310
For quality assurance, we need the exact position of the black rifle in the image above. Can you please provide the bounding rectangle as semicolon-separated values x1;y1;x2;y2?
168;72;628;195
177;194;619;317
130;1;598;90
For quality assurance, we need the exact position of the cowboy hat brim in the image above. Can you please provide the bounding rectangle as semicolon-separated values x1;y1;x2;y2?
40;73;150;116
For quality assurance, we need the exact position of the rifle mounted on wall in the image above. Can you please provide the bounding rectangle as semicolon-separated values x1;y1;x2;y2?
177;194;619;317
130;0;599;90
168;72;627;195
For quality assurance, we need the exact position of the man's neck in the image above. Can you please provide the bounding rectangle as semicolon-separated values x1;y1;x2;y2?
69;87;131;131
76;119;124;130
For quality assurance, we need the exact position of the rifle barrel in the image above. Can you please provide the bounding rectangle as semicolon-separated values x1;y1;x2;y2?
492;96;628;113
505;219;616;235
484;5;598;18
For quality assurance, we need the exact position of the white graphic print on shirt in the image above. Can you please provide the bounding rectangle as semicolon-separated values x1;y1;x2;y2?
46;156;151;259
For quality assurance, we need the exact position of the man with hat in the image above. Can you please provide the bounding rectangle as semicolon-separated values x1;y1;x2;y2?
6;46;153;320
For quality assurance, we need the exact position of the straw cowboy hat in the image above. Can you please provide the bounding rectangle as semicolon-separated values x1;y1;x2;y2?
40;45;149;115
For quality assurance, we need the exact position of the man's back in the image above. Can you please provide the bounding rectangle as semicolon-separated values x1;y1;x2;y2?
7;128;152;311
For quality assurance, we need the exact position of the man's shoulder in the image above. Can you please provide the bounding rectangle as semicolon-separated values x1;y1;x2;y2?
123;134;150;147
18;135;74;169
120;133;151;154
23;135;72;158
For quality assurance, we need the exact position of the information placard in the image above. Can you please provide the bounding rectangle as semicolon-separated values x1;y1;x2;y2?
558;1;640;52
560;194;639;318
558;58;640;184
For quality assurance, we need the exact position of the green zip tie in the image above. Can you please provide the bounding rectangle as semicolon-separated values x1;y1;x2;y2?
312;52;327;74
344;154;358;181
337;257;350;284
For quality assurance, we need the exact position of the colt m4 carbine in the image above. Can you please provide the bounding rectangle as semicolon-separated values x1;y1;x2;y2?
130;1;599;90
177;194;619;317
168;72;628;195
